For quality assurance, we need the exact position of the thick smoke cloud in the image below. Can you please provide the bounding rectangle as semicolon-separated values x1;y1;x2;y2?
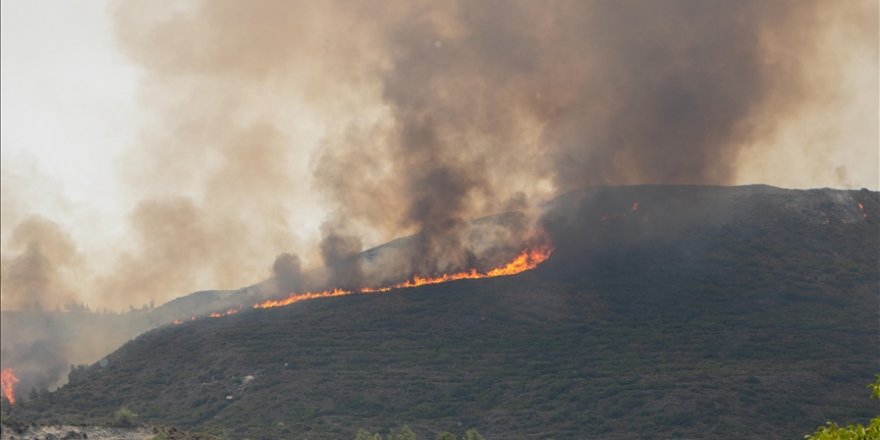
0;216;83;311
272;253;302;293
309;0;875;278
319;223;364;290
0;0;875;396
2;0;876;306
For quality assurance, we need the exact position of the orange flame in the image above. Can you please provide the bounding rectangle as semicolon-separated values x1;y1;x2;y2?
254;245;553;310
172;308;241;325
858;203;867;219
1;368;19;405
210;308;240;318
254;288;351;309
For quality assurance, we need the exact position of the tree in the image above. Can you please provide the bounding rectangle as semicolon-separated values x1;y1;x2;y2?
68;364;89;384
805;375;880;440
354;429;383;440
463;429;486;440
435;432;457;440
389;425;417;440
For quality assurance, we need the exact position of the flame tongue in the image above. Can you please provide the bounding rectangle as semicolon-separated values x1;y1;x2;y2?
210;308;241;318
254;288;350;309
1;368;19;405
254;245;553;310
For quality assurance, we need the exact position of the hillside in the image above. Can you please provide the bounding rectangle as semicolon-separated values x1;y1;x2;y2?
0;210;535;396
5;185;878;439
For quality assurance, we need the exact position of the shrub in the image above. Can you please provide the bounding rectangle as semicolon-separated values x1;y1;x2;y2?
355;429;383;440
389;425;417;440
463;429;486;440
111;406;138;427
804;374;880;440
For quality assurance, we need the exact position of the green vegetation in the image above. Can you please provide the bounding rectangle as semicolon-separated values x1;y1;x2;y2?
354;426;482;440
804;375;880;440
111;406;138;427
462;429;486;440
355;429;383;440
389;426;416;440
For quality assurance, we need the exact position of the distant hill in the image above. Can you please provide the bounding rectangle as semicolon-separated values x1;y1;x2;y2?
0;209;534;395
5;185;878;439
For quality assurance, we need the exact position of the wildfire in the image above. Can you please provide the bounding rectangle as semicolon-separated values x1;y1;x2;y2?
1;368;19;405
210;308;240;318
170;315;197;326
254;245;554;310
858;203;867;219
254;288;351;309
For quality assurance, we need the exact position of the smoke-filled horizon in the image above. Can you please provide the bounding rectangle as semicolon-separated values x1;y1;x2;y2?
2;0;878;312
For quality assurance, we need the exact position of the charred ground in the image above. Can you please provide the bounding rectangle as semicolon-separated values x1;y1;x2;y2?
5;185;878;439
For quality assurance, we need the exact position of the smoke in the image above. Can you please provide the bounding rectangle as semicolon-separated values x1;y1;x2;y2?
0;312;68;394
0;0;874;396
1;0;875;309
0;309;155;395
310;0;876;280
0;216;83;311
272;253;302;293
319;222;364;290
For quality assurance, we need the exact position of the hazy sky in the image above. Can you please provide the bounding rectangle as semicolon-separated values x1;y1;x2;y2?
2;1;139;256
1;0;330;268
1;0;877;310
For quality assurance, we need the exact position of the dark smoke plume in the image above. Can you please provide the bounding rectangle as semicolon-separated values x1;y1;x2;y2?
272;253;302;293
0;0;875;395
309;0;875;280
0;216;83;311
319;223;364;290
3;0;870;304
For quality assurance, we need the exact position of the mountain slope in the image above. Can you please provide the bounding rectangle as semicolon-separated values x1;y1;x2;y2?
7;185;878;439
0;207;538;395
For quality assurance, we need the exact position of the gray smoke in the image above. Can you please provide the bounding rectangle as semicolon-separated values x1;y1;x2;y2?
310;0;873;281
1;0;876;396
272;253;303;293
0;216;82;311
319;223;364;290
